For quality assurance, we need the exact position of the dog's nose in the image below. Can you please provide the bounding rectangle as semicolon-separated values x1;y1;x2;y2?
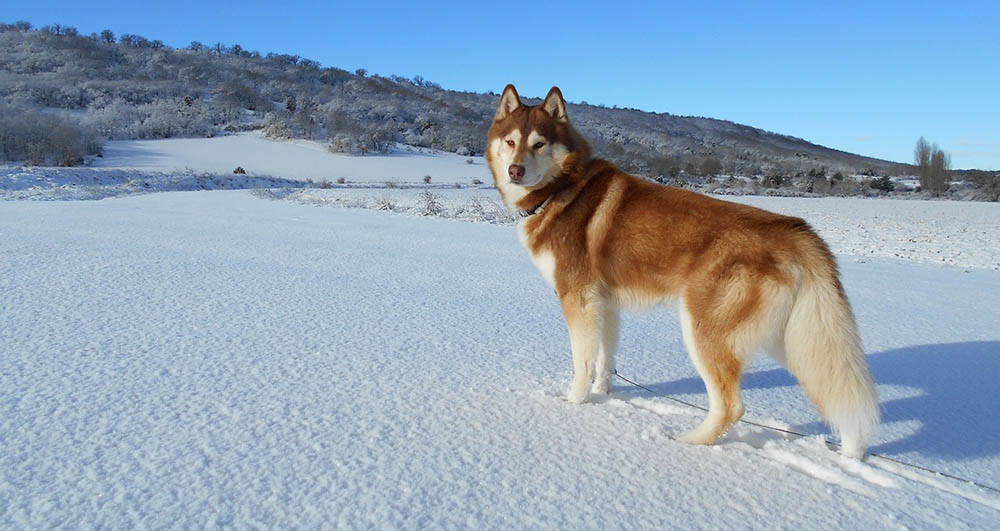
508;164;525;183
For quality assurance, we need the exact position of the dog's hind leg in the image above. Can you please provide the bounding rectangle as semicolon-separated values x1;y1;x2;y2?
677;301;745;445
561;291;601;403
591;303;619;395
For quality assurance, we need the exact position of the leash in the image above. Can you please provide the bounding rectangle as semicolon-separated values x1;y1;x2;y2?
612;369;1000;496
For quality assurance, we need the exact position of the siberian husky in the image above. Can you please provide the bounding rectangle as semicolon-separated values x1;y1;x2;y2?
486;84;879;458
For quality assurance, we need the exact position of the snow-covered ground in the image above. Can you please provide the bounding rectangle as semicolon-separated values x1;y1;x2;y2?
1;132;489;200
93;132;491;184
274;187;1000;271
2;135;999;528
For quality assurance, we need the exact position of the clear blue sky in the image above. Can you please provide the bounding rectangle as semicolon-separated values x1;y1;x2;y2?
6;0;1000;169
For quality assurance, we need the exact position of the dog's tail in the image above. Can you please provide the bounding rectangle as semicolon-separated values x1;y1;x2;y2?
782;240;879;458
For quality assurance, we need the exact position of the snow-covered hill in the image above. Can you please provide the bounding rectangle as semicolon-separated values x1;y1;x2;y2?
2;135;999;528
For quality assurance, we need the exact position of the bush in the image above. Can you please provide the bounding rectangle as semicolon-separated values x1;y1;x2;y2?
419;191;443;216
262;113;294;139
375;195;395;211
0;104;103;165
869;175;894;193
969;170;1000;202
761;171;785;189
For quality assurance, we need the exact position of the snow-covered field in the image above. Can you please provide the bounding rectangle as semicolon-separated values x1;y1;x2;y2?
273;187;1000;271
94;132;491;184
2;135;999;528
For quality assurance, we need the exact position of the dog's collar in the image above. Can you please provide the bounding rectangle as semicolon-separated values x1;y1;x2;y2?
516;194;554;219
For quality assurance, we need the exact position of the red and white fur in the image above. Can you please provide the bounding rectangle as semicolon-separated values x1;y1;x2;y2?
486;84;879;458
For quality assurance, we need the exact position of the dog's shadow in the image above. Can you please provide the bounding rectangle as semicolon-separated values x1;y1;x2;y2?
620;341;1000;460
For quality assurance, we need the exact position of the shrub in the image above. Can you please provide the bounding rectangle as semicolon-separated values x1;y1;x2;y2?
761;171;785;189
969;170;1000;202
419;191;443;216
0;104;103;165
869;175;894;193
375;195;395;211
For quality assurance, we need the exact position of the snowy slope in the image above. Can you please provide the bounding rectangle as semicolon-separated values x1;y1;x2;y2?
2;191;999;528
92;132;491;184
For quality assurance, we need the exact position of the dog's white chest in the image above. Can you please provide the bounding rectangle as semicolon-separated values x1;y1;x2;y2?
518;223;557;289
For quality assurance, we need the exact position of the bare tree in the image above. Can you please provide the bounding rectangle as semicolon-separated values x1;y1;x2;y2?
914;137;950;194
929;149;950;193
914;136;931;176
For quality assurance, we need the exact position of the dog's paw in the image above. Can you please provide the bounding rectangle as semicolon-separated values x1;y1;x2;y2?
678;425;720;445
590;378;611;395
566;384;590;404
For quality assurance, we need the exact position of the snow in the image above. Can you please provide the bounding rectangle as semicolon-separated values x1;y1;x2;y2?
0;167;309;200
2;135;1000;528
276;188;1000;271
92;132;491;184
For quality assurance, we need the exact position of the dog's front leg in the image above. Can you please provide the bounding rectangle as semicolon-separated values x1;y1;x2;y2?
561;292;599;403
591;304;619;395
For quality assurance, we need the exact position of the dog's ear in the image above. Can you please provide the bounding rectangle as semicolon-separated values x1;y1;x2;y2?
542;86;567;123
495;84;522;121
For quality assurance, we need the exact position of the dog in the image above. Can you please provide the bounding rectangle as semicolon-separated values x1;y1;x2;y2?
486;84;879;458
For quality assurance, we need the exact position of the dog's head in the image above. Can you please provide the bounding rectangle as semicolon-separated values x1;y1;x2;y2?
487;85;587;204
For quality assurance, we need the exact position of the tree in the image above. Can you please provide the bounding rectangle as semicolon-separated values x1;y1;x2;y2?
120;33;151;47
699;156;723;178
100;29;115;44
914;137;950;194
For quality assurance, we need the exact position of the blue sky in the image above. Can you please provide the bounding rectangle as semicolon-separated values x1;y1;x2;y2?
6;1;999;169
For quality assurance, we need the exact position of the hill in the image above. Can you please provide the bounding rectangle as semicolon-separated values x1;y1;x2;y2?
0;21;902;180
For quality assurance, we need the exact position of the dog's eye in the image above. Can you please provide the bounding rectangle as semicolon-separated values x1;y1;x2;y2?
506;140;515;147
533;142;545;150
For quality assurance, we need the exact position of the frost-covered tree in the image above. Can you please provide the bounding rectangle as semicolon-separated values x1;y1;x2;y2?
0;104;102;165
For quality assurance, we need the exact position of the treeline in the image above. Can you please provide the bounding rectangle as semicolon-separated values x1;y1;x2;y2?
3;19;996;200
